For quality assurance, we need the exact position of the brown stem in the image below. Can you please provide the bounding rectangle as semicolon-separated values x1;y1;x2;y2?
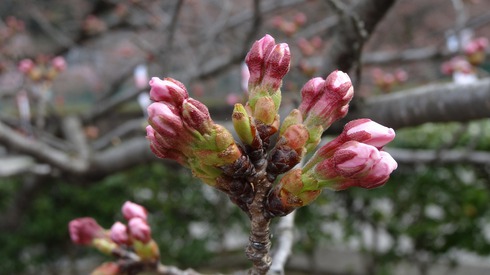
246;159;273;275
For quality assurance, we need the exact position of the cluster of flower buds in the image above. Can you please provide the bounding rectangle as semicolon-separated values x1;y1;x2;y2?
464;37;488;66
69;201;159;275
146;77;257;210
146;34;397;217
371;68;408;93
441;56;474;76
271;12;307;36
18;55;66;82
242;34;291;146
266;119;397;216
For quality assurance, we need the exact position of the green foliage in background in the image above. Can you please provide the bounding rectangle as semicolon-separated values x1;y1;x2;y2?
0;163;247;274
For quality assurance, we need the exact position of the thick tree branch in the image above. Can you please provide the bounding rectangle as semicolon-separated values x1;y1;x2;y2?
358;78;490;130
0;121;89;174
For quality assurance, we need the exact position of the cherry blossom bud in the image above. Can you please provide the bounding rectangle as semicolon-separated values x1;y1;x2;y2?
344;119;396;148
146;126;187;164
293;12;307;26
110;221;129;245
245;34;276;87
69;217;104;245
329;141;381;177
298;77;325;116
91;262;120;275
262;43;291;90
122;201;148;221
18;59;34;74
51;56;66;72
128;217;152;243
182;98;213;134
149;77;188;106
147;102;183;138
360;151;398;188
325;70;354;103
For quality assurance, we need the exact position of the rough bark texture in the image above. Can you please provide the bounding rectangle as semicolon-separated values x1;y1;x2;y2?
322;0;398;75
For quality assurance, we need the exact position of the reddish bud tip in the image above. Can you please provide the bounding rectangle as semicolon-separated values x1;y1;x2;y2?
68;217;104;245
149;77;188;105
110;221;129;245
262;43;291;90
122;201;148;221
128;217;152;243
245;34;276;86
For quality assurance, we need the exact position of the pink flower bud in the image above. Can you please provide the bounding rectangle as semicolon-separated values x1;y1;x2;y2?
68;217;104;245
245;34;276;87
110;221;129;245
301;71;353;130
293;12;307;26
122;201;148;221
182;98;213;134
149;77;188;106
325;70;354;102
128;217;152;243
18;59;34;74
262;43;291;90
298;77;326;116
147;102;183;137
331;141;381;177
359;151;398;188
344;119;395;148
51;56;66;72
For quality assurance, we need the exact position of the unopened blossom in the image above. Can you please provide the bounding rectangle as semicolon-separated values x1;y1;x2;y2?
51;56;66;72
149;77;188;106
315;141;381;179
18;59;34;74
261;43;291;91
298;70;354;151
122;201;148;221
128;217;152;243
305;118;395;170
302;141;397;191
69;217;104;245
110;221;129;245
464;37;488;66
245;34;276;88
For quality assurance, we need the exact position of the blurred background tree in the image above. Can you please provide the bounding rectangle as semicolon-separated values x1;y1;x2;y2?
0;0;489;274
